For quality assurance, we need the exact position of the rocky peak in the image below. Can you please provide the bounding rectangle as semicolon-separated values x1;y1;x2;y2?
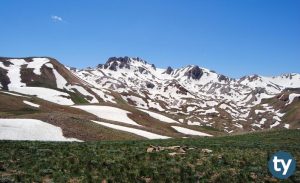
218;74;229;82
163;66;173;74
239;74;261;83
101;56;155;71
184;66;203;80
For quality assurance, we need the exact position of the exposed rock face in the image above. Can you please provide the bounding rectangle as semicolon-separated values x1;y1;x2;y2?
69;67;77;72
146;82;155;89
164;66;173;74
240;75;260;83
254;87;266;94
101;57;157;72
151;64;156;70
0;68;10;90
96;64;103;69
184;66;203;80
139;67;146;74
218;74;229;82
102;57;131;71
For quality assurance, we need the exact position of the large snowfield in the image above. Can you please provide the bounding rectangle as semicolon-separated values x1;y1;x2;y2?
91;120;170;139
73;105;141;126
0;119;81;141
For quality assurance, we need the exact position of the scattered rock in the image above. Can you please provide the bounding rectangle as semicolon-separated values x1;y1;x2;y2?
0;161;6;171
201;149;213;153
146;145;193;155
178;148;186;153
101;179;107;183
168;152;177;156
165;146;181;150
250;172;257;180
146;147;155;153
141;177;151;183
264;176;279;183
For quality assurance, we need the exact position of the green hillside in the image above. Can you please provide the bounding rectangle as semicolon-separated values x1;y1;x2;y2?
0;129;299;183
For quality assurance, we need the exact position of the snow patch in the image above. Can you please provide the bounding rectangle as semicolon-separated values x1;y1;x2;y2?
26;58;50;75
270;121;280;128
287;93;300;105
91;88;116;103
0;59;27;89
23;101;40;108
0;91;29;98
0;119;81;141
138;108;179;123
52;67;68;89
73;105;141;126
91;120;170;139
10;87;74;105
284;124;290;129
171;126;212;136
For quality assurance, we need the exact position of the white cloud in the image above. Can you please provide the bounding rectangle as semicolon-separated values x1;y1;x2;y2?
51;15;63;22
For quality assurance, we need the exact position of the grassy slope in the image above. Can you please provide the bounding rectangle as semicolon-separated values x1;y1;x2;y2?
0;130;299;183
0;91;145;141
0;90;222;141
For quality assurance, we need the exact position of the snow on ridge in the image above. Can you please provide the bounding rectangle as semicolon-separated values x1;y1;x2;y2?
138;108;179;123
23;101;40;108
92;120;170;139
51;66;68;89
73;105;141;126
26;58;50;75
0;119;81;141
171;126;212;136
0;59;27;89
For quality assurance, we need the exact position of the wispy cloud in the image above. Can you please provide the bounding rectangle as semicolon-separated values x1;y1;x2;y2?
51;15;63;22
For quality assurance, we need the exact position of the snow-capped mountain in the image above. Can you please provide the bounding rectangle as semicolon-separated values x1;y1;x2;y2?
73;56;300;132
0;56;299;137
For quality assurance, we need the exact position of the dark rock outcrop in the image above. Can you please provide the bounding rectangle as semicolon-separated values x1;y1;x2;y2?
0;68;10;90
164;66;173;74
146;82;155;89
184;66;203;80
218;74;229;82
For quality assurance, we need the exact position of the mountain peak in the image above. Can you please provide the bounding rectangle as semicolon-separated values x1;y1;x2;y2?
163;66;173;74
99;56;156;71
183;65;203;80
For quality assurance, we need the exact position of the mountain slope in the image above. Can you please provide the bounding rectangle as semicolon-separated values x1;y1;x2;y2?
0;56;299;140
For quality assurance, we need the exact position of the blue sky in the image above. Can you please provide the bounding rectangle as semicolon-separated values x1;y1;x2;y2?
0;0;299;78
